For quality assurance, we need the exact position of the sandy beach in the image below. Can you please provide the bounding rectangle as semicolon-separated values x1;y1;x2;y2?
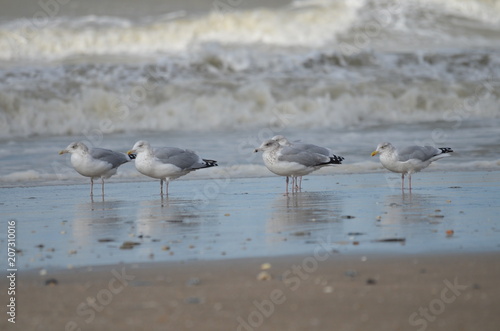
3;252;500;331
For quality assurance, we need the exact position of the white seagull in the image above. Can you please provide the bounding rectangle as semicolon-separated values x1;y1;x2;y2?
271;135;337;190
128;140;217;196
371;142;453;190
255;138;344;194
59;142;133;197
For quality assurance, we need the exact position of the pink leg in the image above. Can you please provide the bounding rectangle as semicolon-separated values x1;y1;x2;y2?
101;178;105;196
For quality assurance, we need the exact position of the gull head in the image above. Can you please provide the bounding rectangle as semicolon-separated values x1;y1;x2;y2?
271;135;291;146
128;140;151;156
59;142;89;155
254;139;280;153
371;142;393;157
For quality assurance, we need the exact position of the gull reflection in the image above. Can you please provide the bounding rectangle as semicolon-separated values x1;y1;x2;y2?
135;198;203;237
381;193;441;225
267;192;343;242
71;200;129;247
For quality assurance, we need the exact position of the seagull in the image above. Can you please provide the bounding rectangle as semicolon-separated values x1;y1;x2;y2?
371;142;453;190
255;138;344;194
59;142;134;197
128;140;217;196
271;135;337;190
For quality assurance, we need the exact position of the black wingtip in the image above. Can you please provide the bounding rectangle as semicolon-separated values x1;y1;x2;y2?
128;153;137;160
203;159;218;167
439;147;453;154
329;155;344;165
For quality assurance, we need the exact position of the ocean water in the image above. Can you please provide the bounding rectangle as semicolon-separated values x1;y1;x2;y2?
0;0;500;185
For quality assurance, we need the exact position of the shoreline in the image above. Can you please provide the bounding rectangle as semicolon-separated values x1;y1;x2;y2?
1;167;499;189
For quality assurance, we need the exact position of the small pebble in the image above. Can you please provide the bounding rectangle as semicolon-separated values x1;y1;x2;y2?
185;297;201;304
162;245;170;251
260;263;272;270
446;230;454;237
45;278;58;286
120;241;141;249
292;231;310;236
39;269;47;276
186;278;201;286
98;238;114;243
366;278;377;285
68;250;77;255
323;286;333;294
257;271;272;281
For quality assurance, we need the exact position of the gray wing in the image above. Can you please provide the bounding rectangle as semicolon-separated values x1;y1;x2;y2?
154;147;205;170
293;143;331;156
90;148;130;168
398;146;441;162
278;146;330;167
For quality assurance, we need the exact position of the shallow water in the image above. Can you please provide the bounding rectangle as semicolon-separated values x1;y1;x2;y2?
1;119;500;186
4;172;499;270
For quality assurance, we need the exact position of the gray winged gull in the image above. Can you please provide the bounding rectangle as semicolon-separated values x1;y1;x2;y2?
128;140;217;196
371;142;453;190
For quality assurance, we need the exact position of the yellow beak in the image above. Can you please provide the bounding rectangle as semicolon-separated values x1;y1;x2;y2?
59;150;68;155
127;150;135;156
371;150;379;157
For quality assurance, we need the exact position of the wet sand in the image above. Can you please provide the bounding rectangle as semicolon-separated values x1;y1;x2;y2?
3;171;500;269
2;171;500;330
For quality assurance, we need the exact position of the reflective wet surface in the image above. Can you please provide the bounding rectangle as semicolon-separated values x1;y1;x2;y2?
3;171;500;270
